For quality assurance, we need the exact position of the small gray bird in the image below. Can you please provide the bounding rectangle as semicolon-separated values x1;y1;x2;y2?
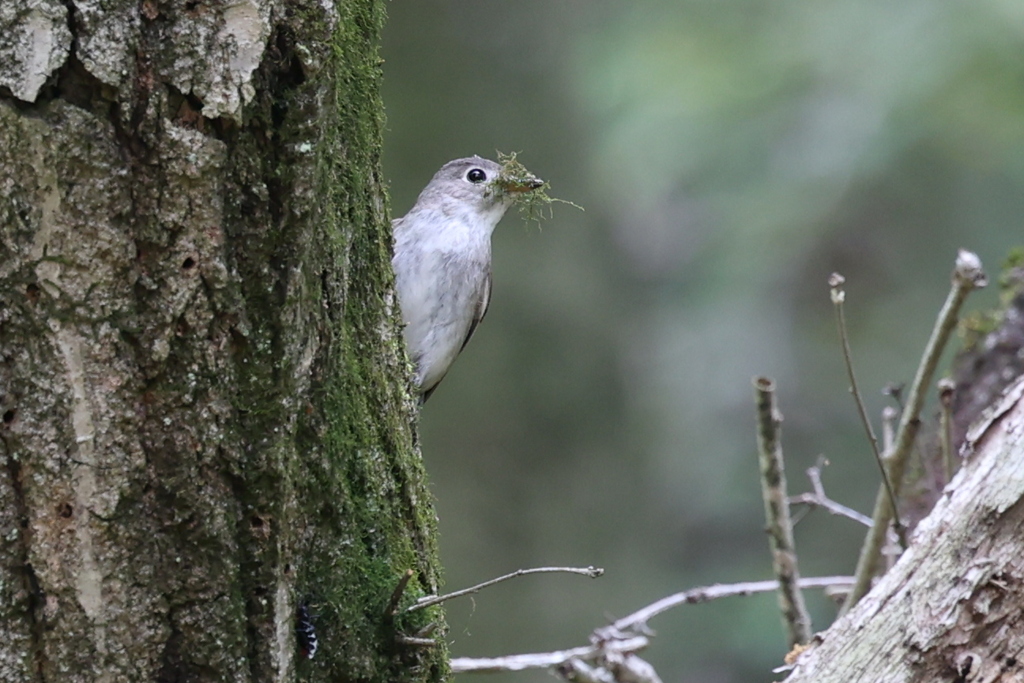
392;156;544;402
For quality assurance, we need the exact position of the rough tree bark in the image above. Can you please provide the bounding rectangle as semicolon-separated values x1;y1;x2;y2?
784;376;1024;682
784;277;1024;683
0;1;444;682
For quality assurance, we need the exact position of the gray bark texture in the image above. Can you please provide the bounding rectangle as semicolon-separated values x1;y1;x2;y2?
784;372;1024;682
0;1;445;682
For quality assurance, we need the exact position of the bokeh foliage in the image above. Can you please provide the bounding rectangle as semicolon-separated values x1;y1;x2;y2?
382;2;1024;681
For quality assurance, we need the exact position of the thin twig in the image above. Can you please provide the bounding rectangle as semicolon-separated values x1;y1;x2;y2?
386;568;415;618
881;526;902;573
938;378;956;485
841;250;987;615
395;635;437;648
829;273;906;547
608;576;853;636
753;377;812;646
788;458;872;527
450;577;854;674
451;637;651;674
881;406;898;453
879;406;903;572
806;457;830;496
788;492;873;528
406;566;603;614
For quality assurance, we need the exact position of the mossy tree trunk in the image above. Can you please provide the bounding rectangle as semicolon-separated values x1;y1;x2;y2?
0;1;444;681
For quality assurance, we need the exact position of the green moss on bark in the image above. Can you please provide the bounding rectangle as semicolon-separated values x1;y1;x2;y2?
0;1;440;680
217;1;446;680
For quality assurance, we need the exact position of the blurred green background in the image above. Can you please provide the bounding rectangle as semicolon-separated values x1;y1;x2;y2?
380;2;1024;681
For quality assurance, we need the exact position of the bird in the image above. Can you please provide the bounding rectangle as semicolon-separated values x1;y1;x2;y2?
391;156;544;402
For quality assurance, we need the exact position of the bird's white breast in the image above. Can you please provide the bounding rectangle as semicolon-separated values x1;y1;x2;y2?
392;210;494;392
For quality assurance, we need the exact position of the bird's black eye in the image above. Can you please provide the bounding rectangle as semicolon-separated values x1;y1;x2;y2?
466;168;487;183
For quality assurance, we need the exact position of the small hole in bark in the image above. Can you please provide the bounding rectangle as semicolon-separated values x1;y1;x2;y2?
25;283;40;302
182;257;196;270
250;514;272;538
58;503;73;518
2;410;14;424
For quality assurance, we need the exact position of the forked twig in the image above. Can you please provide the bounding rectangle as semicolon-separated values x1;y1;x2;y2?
452;637;651;674
450;576;854;675
841;250;987;615
788;459;872;527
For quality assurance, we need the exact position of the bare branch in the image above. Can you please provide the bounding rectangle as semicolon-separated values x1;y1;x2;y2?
386;568;415;618
938;377;956;484
406;566;604;614
881;406;898;452
607;576;853;636
829;273;905;547
788;458;872;527
753;377;813;646
788;494;872;528
451;637;650;674
450;577;853;675
842;250;987;615
395;635;438;648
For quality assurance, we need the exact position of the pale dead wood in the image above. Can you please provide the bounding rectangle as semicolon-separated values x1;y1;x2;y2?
784;374;1024;683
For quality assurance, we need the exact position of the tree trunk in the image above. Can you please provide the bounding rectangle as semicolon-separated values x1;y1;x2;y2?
0;1;444;682
785;375;1024;682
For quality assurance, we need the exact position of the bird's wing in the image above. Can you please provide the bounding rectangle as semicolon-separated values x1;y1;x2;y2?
460;267;491;354
421;268;491;403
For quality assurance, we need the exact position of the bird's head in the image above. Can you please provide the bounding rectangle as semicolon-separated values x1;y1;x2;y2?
419;156;545;228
